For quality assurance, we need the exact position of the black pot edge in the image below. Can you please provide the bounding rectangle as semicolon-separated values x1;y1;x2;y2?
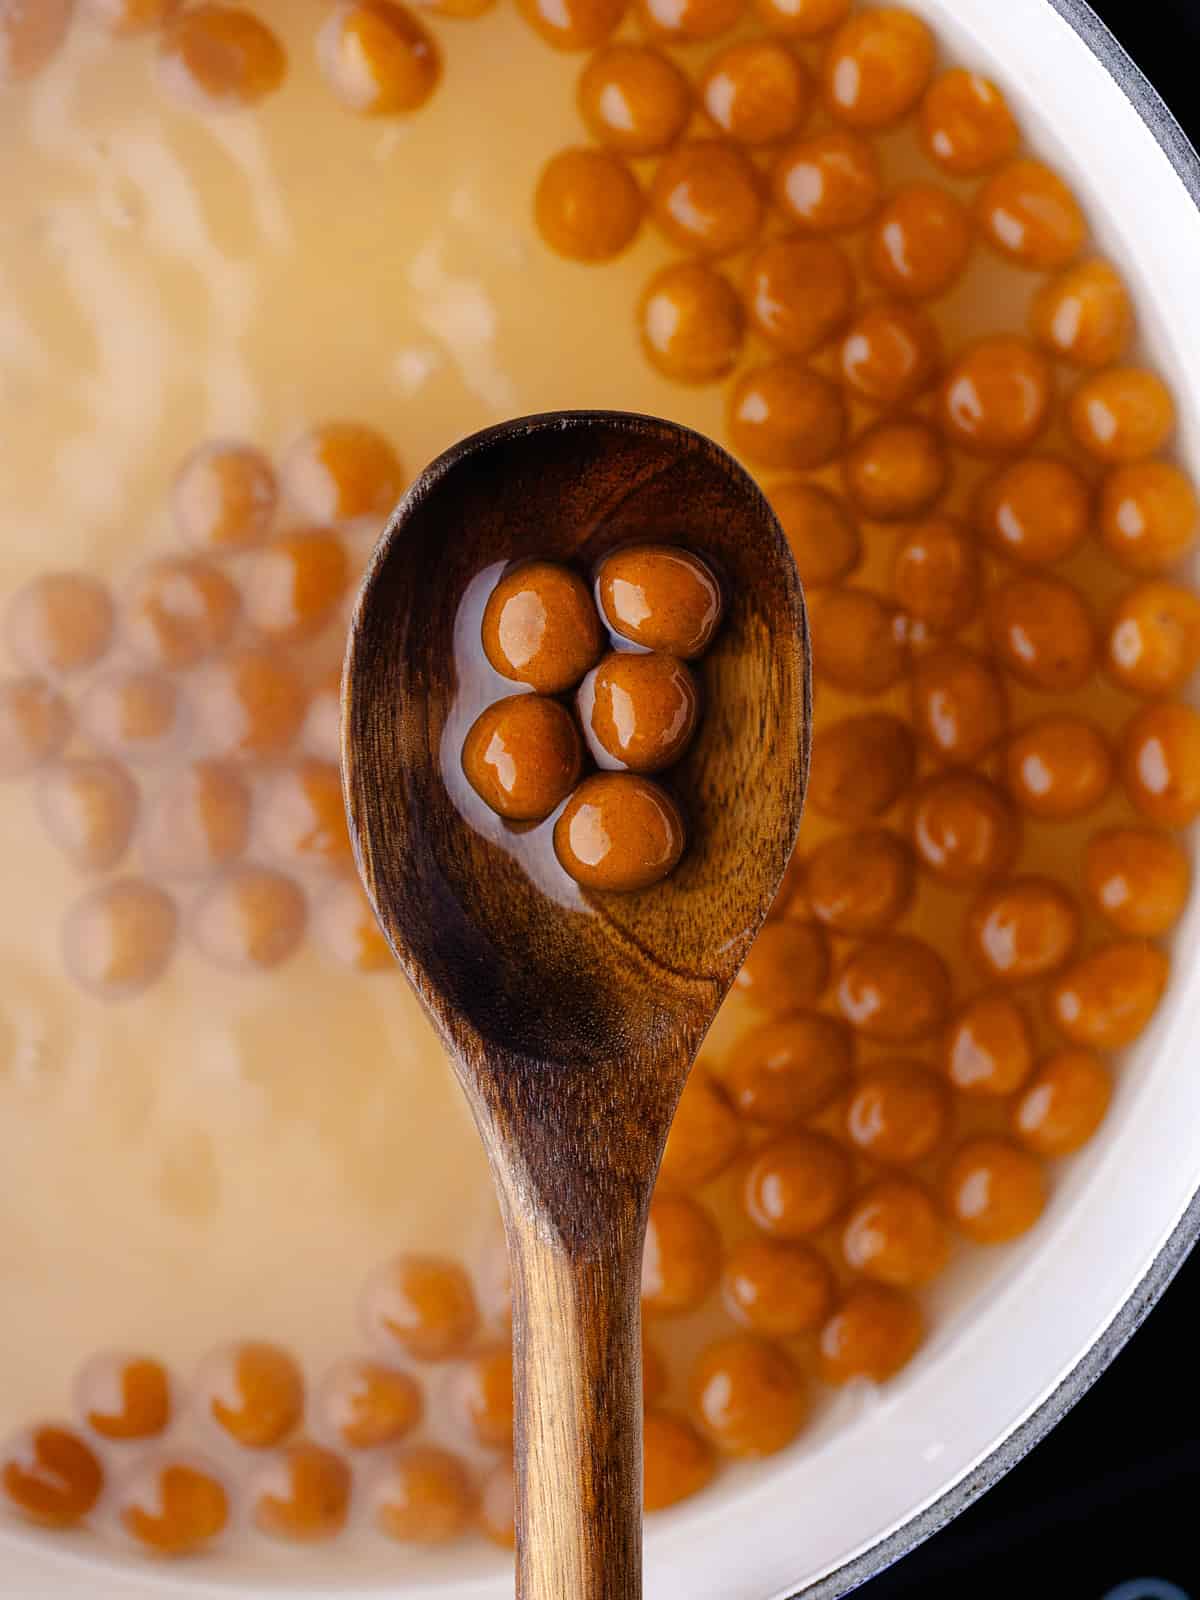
786;4;1200;1596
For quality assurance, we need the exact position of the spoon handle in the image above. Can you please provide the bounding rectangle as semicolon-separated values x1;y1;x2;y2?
507;1214;644;1600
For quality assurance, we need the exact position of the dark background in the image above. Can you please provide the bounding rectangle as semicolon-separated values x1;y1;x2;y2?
856;5;1200;1599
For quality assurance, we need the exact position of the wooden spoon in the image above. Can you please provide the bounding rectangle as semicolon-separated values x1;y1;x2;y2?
342;411;809;1600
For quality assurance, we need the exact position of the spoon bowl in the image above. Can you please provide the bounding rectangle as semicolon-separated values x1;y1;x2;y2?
342;410;809;1600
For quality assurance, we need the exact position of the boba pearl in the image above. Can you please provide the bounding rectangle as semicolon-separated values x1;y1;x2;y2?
197;1341;304;1448
1005;716;1114;820
908;772;1020;886
261;758;354;871
81;0;182;32
1105;580;1200;696
642;1194;721;1316
643;1412;716;1510
724;1012;852;1124
1012;1051;1112;1158
967;876;1081;983
319;1359;423;1451
244;528;349;644
158;5;287;110
1048;942;1168;1050
317;879;393;973
771;130;882;232
841;1178;948;1288
37;759;139;872
141;760;250;878
818;1284;922;1385
770;482;861;587
891;515;980;633
973;456;1091;566
699;41;811;147
483;560;604;692
284;422;403;524
807;586;908;694
6;572;114;677
733;920;830;1012
721;1238;833;1337
453;1345;513;1449
943;1137;1046;1244
1084;827;1191;937
918;69;1019;177
578;44;691;156
0;677;70;778
638;262;745;384
648;140;764;258
752;0;849;35
944;994;1035;1096
839;298;942;410
1099;462;1199;574
1066;367;1176;464
836;934;952;1043
1030;258;1133;368
845;1061;950;1166
124;556;239;668
866;183;972;300
729;361;847;470
1121;702;1200;825
985;573;1097;693
535;147;643;261
635;0;745;44
190;867;306;971
657;1072;742;1190
361;1253;479;1361
81;671;181;764
743;1130;853;1237
938;336;1054;457
842;418;948;520
115;1458;229;1556
518;0;626;48
63;879;178;999
689;1335;807;1457
554;774;686;892
372;1446;475;1543
462;694;583;819
0;1425;103;1526
316;2;441;116
583;651;700;772
743;236;855;357
975;159;1087;270
194;648;306;759
806;827;914;934
172;439;277;550
822;8;935;130
74;1353;171;1441
250;1441;352;1542
910;646;1008;765
0;0;72;80
806;713;915;821
596;545;723;657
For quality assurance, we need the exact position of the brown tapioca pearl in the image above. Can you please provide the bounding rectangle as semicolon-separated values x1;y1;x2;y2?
943;1136;1046;1244
81;0;181;33
453;1346;513;1451
1030;258;1133;368
479;1460;515;1547
1013;1051;1112;1158
729;362;846;472
362;1253;479;1361
1068;368;1176;465
967;876;1081;984
891;516;979;634
554;774;686;893
638;263;744;385
519;0;625;48
116;1456;229;1556
0;676;70;777
318;880;392;974
842;1178;948;1288
1006;716;1114;821
635;0;743;43
1;1425;104;1527
772;130;882;234
909;772;1020;886
642;1333;667;1406
975;158;1086;270
125;558;239;669
373;1447;475;1543
944;994;1035;1097
643;1411;716;1510
1084;827;1191;937
986;573;1097;693
806;828;914;935
642;1194;721;1316
743;1130;853;1237
689;1335;806;1457
37;760;138;873
142;761;250;878
1106;580;1200;696
250;1441;352;1543
700;41;811;147
649;140;763;259
837;935;953;1044
1048;941;1169;1049
245;530;349;644
191;867;306;972
194;648;305;759
938;336;1054;458
770;482;861;588
579;44;691;156
484;560;604;691
818;1283;922;1385
735;920;830;1013
1122;702;1200;825
0;0;71;79
842;418;949;521
744;237;855;358
464;694;582;819
910;646;1008;765
867;184;972;302
6;572;114;677
317;2;440;116
918;68;1019;176
172;440;277;551
284;423;402;525
584;652;699;773
725;1013;853;1125
158;5;287;110
846;1062;950;1166
839;299;942;412
722;1238;833;1337
197;1342;304;1449
753;0;849;35
807;587;908;694
63;880;178;1000
261;758;353;872
822;7;935;130
536;146;643;261
808;713;916;822
81;671;181;764
319;1359;422;1450
75;1354;171;1442
1099;462;1199;574
973;456;1091;567
658;1072;742;1190
596;546;723;659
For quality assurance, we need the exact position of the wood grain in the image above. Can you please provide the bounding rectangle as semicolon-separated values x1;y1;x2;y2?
342;411;809;1599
